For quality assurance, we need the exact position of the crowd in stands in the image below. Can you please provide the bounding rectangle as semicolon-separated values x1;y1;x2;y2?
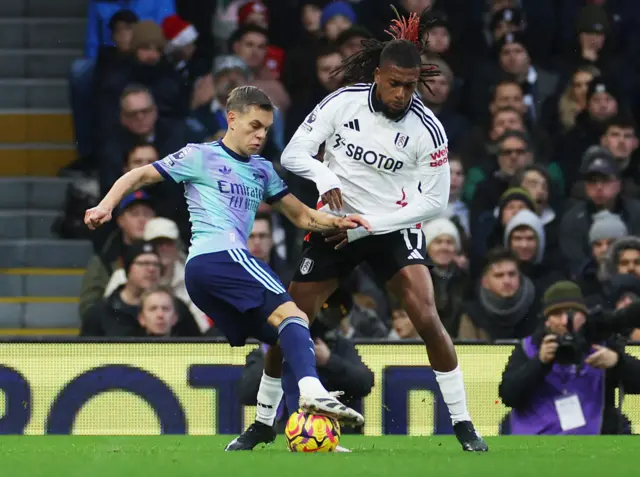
60;0;640;344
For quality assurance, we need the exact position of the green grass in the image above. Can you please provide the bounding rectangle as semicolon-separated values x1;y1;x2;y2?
0;436;635;477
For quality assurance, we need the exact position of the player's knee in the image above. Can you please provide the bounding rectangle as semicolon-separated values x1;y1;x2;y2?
267;301;309;328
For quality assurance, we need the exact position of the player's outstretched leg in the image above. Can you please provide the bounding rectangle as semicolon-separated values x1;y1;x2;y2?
389;265;488;452
272;306;363;426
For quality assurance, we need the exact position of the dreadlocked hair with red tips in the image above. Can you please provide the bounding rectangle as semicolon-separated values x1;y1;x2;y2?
331;5;440;87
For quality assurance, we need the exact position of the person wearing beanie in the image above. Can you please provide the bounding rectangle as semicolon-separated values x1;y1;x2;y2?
567;5;611;75
82;240;202;337
422;218;469;336
495;31;559;125
490;7;524;44
459;247;538;341
571;212;629;308
505;208;568;295
321;1;356;41
588;210;628;250
499;279;640;435
130;20;167;64
606;273;640;315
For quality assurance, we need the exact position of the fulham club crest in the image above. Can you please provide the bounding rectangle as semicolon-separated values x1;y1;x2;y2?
394;133;409;149
299;258;314;275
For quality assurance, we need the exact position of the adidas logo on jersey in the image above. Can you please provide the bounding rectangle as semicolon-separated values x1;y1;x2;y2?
343;119;360;131
407;250;424;260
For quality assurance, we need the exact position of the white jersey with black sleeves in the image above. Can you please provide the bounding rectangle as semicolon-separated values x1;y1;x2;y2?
281;82;450;235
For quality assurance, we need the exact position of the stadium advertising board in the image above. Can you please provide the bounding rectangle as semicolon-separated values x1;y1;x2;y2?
1;343;639;435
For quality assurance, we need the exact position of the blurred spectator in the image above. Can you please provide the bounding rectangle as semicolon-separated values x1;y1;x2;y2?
563;5;613;76
124;141;158;170
83;0;175;59
542;65;600;135
69;1;175;162
335;25;372;59
93;20;190;146
97;84;204;195
79;191;155;319
556;77;621;191
575;211;629;304
422;218;469;336
190;55;251;140
161;14;211;99
68;9;139;169
559;151;640;270
285;40;344;148
600;236;640;283
494;32;559;126
81;241;201;337
499;280;640;435
248;212;293;285
471;186;537;276
607;274;640;340
459;248;539;341
489;7;525;44
137;286;179;337
463;81;553;193
388;306;419;340
599;115;640;196
102;217;211;333
470;131;534;220
445;156;470;236
511;165;560;255
321;1;356;42
504;209;564;293
418;58;470;153
228;24;289;146
281;0;333;99
301;0;326;36
237;2;286;83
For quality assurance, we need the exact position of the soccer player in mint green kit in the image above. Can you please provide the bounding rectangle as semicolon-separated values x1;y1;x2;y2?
85;85;367;428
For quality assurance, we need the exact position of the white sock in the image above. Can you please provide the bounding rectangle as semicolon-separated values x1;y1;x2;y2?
255;372;284;426
434;365;471;425
298;376;327;397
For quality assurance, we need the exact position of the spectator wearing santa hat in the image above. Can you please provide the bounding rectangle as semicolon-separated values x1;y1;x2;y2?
162;14;212;111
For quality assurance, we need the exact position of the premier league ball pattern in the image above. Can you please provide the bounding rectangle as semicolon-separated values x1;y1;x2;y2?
284;411;341;452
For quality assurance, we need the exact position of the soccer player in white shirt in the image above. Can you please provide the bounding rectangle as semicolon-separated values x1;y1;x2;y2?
227;9;488;452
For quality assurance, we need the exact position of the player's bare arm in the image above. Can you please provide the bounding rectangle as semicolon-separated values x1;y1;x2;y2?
84;164;163;230
272;193;369;235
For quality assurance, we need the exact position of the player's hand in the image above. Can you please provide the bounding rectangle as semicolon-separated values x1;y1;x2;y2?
334;214;370;231
538;334;558;364
314;338;331;366
321;188;343;211
84;205;113;230
325;215;371;250
585;345;619;369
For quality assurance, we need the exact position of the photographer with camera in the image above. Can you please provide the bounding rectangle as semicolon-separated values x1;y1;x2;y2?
499;281;640;435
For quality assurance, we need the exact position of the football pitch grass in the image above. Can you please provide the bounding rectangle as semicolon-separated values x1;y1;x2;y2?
0;435;633;476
